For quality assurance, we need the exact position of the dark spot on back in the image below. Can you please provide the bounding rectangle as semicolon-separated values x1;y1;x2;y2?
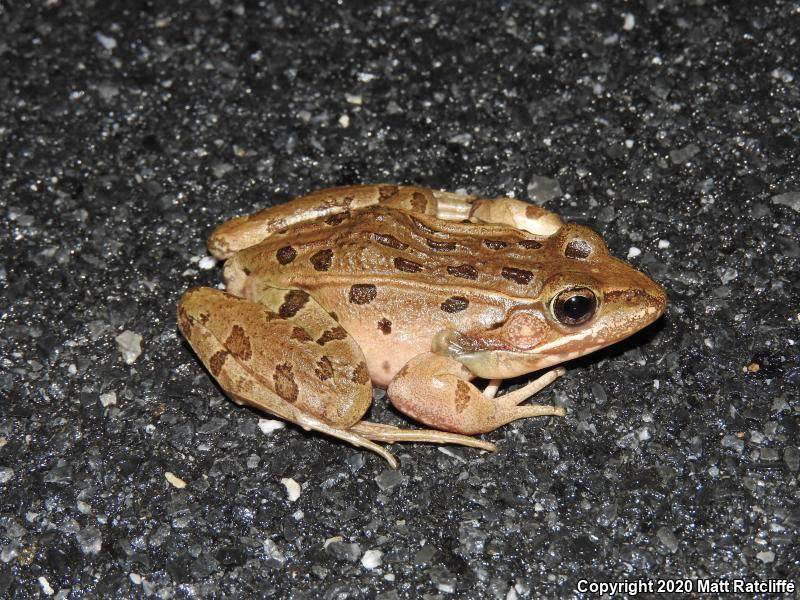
501;266;534;285
279;290;310;319
441;296;469;313
427;238;456;251
565;239;591;259
276;246;297;265
273;363;298;402
519;239;542;250
314;356;334;380
373;233;408;250
264;310;281;322
290;326;313;342
483;239;507;250
411;191;428;212
379;185;399;200
209;350;229;377
242;266;251;275
351;361;370;385
329;311;339;321
310;249;333;271
324;211;350;225
394;257;423;273
349;284;377;304
447;264;478;280
410;217;436;235
225;324;252;360
377;318;392;334
317;326;348;345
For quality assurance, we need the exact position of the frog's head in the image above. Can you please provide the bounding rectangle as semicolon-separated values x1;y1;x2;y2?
435;224;667;379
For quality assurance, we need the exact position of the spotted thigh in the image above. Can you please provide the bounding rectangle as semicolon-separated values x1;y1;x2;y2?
178;286;372;428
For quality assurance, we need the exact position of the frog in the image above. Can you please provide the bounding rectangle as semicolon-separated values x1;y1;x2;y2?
177;184;667;468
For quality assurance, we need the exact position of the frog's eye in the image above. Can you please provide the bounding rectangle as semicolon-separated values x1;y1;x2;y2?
553;287;597;326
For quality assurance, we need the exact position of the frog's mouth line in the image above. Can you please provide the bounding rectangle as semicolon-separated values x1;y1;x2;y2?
455;303;664;379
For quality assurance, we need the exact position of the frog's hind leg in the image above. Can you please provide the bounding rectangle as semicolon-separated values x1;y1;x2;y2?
178;286;403;466
208;184;564;259
349;421;496;452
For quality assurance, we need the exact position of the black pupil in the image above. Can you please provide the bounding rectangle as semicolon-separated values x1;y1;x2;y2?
563;294;592;319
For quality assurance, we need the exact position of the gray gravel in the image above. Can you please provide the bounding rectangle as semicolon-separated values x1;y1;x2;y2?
1;2;798;598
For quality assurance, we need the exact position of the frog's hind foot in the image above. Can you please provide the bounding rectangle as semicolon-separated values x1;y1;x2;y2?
293;413;400;469
349;421;496;452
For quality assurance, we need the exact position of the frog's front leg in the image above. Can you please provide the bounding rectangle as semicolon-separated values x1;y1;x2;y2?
387;353;566;435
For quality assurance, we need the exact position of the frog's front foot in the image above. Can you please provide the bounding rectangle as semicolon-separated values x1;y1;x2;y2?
387;353;566;435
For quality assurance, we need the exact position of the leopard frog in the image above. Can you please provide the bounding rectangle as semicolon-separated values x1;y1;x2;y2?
177;184;666;467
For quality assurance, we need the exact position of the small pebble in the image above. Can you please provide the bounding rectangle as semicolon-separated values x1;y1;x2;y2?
361;549;383;569
115;330;143;364
527;175;563;203
326;541;361;563
656;527;679;553
263;539;286;564
281;477;301;502
198;256;217;270
375;469;403;492
669;143;700;165
622;12;635;30
38;577;54;596
258;419;285;435
658;239;670;249
627;246;641;259
129;573;142;585
338;114;350;128
345;93;362;105
771;191;800;212
0;467;14;484
99;391;117;407
95;32;117;50
165;472;187;489
756;550;775;563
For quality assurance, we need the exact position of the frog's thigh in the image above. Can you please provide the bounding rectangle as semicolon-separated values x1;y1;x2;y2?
387;352;565;435
178;287;401;463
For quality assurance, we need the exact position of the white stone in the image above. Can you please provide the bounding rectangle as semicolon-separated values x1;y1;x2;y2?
115;330;143;364
361;549;383;569
165;472;187;489
258;419;285;435
627;246;641;259
281;477;301;502
38;577;54;596
95;32;117;50
99;391;117;407
623;13;635;30
198;256;217;270
756;550;775;563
